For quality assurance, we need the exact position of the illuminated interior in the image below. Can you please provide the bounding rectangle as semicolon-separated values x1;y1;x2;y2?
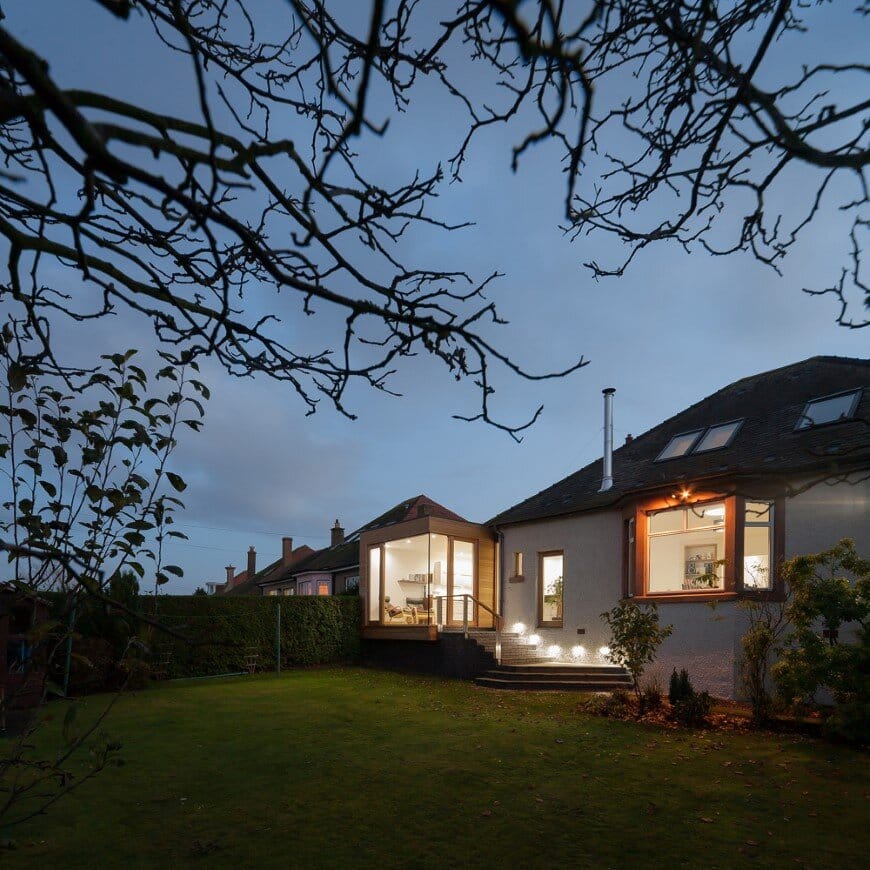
743;501;773;589
647;502;725;592
540;552;563;625
367;533;478;625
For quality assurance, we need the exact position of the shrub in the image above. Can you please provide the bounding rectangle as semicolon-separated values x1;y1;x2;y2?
600;601;673;709
739;594;789;724
640;680;663;712
586;689;631;718
774;538;869;744
671;691;712;727
669;668;693;705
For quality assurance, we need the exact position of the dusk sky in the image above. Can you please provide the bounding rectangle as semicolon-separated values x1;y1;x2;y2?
5;2;868;591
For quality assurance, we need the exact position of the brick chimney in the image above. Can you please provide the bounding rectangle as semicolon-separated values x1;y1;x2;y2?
282;536;294;566
331;519;344;547
625;433;634;445
247;546;257;578
225;565;235;588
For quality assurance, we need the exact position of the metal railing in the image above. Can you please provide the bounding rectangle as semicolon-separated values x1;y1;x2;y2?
433;594;503;664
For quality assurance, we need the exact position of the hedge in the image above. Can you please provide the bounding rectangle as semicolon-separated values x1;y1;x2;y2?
148;595;362;678
44;593;361;685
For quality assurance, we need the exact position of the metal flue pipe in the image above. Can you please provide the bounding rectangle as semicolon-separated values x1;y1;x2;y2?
599;387;615;492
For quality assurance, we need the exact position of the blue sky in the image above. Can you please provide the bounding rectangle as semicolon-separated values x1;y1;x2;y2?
3;2;868;590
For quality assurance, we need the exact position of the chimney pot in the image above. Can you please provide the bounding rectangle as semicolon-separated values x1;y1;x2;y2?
331;520;345;548
247;546;256;578
282;536;294;566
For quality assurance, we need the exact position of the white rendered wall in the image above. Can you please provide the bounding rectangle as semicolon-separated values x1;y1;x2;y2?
499;475;870;699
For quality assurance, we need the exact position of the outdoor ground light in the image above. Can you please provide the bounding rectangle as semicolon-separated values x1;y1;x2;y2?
547;644;562;658
528;633;541;646
512;622;526;635
599;645;611;660
571;645;586;659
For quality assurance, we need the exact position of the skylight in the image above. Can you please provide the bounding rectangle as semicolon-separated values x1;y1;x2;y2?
795;389;862;430
655;430;703;461
694;420;743;453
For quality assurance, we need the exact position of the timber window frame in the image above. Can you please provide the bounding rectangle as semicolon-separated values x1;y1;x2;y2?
625;493;785;601
537;550;564;628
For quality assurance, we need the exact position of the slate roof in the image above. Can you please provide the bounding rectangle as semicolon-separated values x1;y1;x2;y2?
224;545;316;596
490;356;870;527
260;494;466;586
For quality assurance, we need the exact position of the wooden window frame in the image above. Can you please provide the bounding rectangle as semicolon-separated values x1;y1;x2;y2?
537;550;564;628
626;493;785;602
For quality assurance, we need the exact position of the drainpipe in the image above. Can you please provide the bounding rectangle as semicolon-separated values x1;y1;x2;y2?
496;530;504;665
599;387;615;493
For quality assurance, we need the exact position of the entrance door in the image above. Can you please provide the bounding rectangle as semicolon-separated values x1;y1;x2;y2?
447;538;476;625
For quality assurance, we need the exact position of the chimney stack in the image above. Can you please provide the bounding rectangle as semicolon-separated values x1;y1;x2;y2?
247;546;257;578
599;388;615;493
282;536;294;566
225;565;235;588
331;520;345;547
625;433;634;445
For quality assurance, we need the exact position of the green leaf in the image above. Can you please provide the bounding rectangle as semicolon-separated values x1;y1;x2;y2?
165;472;186;493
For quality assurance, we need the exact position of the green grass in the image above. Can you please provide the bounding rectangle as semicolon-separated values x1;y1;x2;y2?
3;668;868;868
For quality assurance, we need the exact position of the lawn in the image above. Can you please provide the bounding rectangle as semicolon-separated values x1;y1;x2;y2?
2;667;868;868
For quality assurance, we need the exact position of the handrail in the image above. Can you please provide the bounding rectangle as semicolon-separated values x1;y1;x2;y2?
432;594;503;664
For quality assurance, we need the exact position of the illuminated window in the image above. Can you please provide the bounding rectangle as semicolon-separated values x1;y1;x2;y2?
796;390;862;429
694;420;743;452
743;501;774;590
539;552;564;627
655;430;703;461
647;502;725;593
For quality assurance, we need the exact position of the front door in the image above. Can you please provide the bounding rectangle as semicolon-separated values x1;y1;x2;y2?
447;538;476;625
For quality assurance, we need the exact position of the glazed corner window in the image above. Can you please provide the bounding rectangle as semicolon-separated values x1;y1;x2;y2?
512;551;523;577
655;430;703;461
743;501;774;590
539;552;564;627
647;502;725;593
796;389;862;430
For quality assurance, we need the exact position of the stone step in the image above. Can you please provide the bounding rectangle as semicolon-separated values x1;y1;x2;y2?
494;664;625;675
475;677;630;691
480;669;631;683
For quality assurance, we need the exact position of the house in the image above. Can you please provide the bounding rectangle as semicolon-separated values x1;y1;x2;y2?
261;521;359;596
217;537;316;596
489;356;869;698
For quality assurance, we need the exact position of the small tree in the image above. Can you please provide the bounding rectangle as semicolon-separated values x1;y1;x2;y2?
601;602;673;711
738;594;790;725
774;539;870;742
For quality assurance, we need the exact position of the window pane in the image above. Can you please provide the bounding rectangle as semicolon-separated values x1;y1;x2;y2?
796;390;861;429
649;527;724;592
649;508;683;534
368;548;381;621
695;420;742;452
686;502;725;529
656;430;703;461
744;525;772;589
541;553;563;624
745;501;771;523
383;534;430;624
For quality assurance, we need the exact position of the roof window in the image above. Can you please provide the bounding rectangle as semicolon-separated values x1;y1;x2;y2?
655;430;703;461
694;419;743;453
795;389;862;430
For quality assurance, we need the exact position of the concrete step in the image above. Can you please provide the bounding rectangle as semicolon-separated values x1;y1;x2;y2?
475;677;630;691
480;669;631;683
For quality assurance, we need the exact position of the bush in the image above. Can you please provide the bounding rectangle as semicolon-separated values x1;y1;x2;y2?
668;668;693;705
640;680;663;712
47;594;361;688
671;690;712;727
774;538;869;744
600;601;673;708
585;689;631;718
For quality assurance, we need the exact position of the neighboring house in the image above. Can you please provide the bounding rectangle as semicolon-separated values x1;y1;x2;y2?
489;356;869;698
216;537;316;596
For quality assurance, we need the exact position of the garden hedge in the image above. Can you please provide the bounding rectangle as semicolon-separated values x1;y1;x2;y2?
46;593;361;684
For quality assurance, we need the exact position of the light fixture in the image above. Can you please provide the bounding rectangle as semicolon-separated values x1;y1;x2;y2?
512;622;526;635
528;633;541;646
571;645;586;659
547;644;562;658
680;489;691;501
599;645;611;660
